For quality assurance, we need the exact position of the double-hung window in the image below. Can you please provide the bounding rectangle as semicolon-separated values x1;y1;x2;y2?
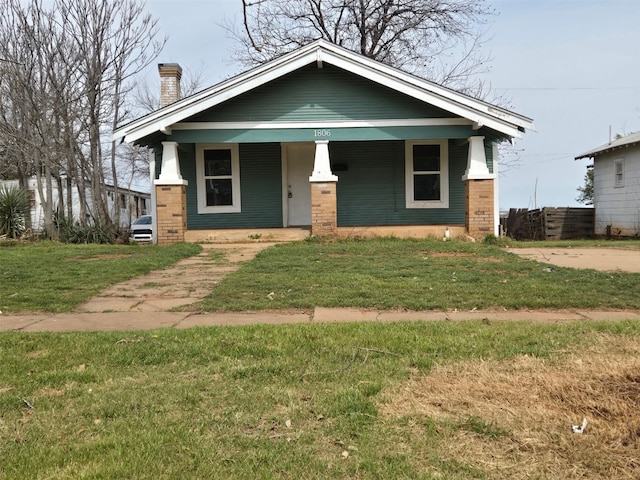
196;144;241;213
405;140;449;208
614;158;624;188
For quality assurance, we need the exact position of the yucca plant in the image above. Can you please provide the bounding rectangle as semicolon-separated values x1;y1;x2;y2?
55;212;116;244
0;184;30;238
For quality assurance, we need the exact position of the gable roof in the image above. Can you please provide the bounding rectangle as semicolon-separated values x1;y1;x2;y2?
114;39;534;144
575;130;640;159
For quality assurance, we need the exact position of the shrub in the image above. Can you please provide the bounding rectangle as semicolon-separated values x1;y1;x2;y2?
55;213;116;244
0;184;30;238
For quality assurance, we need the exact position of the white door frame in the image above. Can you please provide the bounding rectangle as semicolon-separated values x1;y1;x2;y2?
281;144;289;227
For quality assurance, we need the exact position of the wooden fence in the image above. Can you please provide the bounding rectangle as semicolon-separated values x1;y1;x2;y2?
502;207;594;240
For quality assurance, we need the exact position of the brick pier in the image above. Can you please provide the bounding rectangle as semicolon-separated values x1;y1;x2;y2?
310;182;337;237
156;184;187;244
465;179;495;238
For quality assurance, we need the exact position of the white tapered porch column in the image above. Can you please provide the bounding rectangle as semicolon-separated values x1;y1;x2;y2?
309;141;338;236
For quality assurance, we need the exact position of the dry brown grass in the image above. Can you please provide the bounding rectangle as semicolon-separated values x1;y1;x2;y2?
381;334;640;479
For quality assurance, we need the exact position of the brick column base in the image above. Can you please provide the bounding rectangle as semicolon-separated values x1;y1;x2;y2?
310;182;337;237
156;184;187;244
465;179;495;239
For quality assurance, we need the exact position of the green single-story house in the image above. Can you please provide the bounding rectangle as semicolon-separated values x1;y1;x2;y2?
113;40;534;244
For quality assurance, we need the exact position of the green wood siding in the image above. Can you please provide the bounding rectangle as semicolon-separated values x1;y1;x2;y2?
181;143;283;229
164;139;468;231
331;140;466;226
189;63;456;123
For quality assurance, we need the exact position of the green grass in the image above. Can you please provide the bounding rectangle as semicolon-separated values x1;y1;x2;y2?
4;238;640;314
1;320;638;479
200;237;640;311
0;242;201;313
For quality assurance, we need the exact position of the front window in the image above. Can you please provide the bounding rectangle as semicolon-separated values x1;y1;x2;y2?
405;140;449;208
196;144;241;213
614;159;624;188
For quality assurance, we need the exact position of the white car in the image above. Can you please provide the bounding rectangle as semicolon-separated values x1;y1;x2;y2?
129;215;153;242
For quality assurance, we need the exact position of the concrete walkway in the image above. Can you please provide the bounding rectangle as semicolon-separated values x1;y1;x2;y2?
3;307;640;333
2;242;640;332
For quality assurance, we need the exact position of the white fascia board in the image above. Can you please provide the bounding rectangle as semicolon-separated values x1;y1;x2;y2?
115;46;323;143
319;42;534;133
575;131;640;159
320;53;527;138
119;53;320;143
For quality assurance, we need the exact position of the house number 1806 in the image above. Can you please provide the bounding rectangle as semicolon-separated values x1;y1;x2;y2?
314;129;331;137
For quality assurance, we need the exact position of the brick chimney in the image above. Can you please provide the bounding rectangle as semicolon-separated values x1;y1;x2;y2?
158;63;182;107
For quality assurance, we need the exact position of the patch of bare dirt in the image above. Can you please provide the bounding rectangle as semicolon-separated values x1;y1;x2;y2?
37;388;65;397
421;251;473;258
508;247;640;273
421;251;502;262
69;254;133;262
380;334;640;479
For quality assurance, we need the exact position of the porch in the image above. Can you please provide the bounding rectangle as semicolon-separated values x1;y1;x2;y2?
183;225;466;243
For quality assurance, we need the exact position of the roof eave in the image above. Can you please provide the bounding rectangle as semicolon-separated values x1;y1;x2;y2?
575;140;640;160
114;45;329;143
115;39;534;144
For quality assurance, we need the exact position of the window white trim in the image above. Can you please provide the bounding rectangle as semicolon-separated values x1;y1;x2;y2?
196;143;241;213
405;140;449;209
614;158;624;188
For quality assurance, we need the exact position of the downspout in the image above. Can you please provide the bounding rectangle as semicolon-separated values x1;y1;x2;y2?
150;149;158;244
493;143;500;236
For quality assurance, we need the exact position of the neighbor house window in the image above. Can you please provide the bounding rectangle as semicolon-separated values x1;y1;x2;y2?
405;140;449;208
196;144;241;213
614;159;624;188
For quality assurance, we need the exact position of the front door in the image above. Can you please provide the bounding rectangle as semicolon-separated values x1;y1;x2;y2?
285;143;314;226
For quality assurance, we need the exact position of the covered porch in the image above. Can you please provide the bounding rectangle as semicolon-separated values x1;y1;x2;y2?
183;225;468;243
155;135;495;243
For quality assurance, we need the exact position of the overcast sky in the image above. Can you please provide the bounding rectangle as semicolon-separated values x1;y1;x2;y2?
144;0;640;210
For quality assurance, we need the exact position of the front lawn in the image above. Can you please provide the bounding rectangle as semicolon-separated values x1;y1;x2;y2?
4;238;640;314
201;237;640;311
0;242;201;313
1;321;639;479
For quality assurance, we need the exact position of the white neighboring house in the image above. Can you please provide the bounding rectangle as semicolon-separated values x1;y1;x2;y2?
576;131;640;237
0;176;150;232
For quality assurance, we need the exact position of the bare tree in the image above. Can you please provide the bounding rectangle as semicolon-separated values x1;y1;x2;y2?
231;0;494;94
0;0;76;236
59;0;165;229
0;0;165;237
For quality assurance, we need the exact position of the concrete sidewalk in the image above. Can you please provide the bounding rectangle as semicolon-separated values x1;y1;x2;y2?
2;308;640;332
0;307;640;332
2;241;640;332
